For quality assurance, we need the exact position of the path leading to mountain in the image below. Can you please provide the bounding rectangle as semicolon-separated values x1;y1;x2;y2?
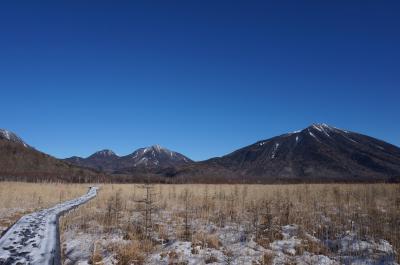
0;187;98;265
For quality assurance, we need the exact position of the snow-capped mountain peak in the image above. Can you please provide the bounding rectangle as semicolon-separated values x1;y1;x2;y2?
141;144;168;154
127;145;192;167
93;149;116;157
311;123;330;130
65;144;192;172
308;123;349;134
0;129;28;147
151;144;162;152
209;123;400;182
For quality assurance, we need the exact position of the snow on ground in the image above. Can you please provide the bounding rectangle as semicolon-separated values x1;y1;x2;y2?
0;187;98;265
63;232;95;265
57;190;398;265
62;208;399;265
62;228;119;265
148;221;397;265
147;238;266;265
62;227;124;265
325;232;398;265
57;185;399;265
146;222;339;265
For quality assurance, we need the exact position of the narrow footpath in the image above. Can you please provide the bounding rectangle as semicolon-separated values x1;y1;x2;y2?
0;187;98;265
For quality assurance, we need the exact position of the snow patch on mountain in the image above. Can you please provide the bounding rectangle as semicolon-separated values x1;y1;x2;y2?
312;124;331;137
128;145;191;167
308;130;320;142
0;129;28;147
93;149;116;157
271;143;280;159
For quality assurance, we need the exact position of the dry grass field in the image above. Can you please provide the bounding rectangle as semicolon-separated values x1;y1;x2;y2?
0;182;399;264
0;182;86;234
60;183;400;265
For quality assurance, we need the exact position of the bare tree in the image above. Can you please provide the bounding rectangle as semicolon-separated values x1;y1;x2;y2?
182;188;192;241
135;183;157;239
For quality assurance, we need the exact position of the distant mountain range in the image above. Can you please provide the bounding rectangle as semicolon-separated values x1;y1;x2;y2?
1;124;400;183
64;145;192;173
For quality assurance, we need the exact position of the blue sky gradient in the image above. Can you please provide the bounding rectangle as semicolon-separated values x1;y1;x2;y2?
0;1;399;161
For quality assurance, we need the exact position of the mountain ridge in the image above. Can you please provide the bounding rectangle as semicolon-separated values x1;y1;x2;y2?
64;144;192;173
1;124;399;183
0;129;101;182
170;123;400;183
0;129;28;148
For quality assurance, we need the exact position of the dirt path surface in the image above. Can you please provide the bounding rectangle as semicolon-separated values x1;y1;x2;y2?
0;187;98;265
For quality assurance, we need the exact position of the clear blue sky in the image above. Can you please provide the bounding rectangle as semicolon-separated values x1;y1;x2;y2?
0;1;399;161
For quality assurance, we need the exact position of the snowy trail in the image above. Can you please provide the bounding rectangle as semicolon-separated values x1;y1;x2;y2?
0;187;98;265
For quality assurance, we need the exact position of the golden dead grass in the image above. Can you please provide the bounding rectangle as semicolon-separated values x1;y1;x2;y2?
0;181;87;210
0;182;87;233
0;182;399;263
59;183;400;263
